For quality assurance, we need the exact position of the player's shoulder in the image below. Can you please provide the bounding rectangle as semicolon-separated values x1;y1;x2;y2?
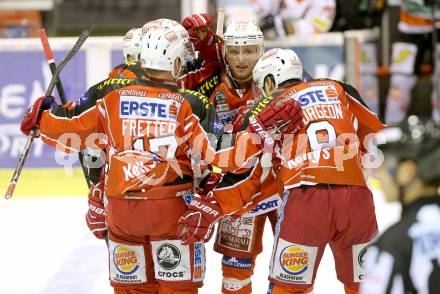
110;62;144;78
317;78;360;96
307;78;362;100
178;88;212;111
93;77;137;98
125;62;144;79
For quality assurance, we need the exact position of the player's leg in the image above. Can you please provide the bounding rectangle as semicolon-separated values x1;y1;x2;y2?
214;214;267;293
385;32;424;124
158;285;198;294
108;232;159;294
268;188;332;293
328;185;378;294
267;209;278;231
267;282;313;294
150;238;205;294
114;287;159;294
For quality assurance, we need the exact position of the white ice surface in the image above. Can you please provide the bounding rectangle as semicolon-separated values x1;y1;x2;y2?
0;189;400;294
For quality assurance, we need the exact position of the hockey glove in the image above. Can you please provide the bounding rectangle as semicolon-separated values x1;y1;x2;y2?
177;194;223;245
247;98;303;145
196;166;224;196
231;105;252;133
85;180;107;240
182;13;215;49
20;95;57;136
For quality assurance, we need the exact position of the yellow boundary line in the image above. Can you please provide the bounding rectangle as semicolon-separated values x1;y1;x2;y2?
0;168;88;197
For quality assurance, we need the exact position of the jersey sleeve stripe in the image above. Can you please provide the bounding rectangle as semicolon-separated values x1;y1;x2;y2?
40;133;80;153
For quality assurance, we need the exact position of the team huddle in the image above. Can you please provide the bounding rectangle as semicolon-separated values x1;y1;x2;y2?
20;13;385;294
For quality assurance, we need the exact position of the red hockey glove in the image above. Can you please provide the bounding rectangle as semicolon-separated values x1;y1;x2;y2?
182;13;215;49
247;98;303;144
20;95;57;136
85;181;107;240
177;194;223;245
232;105;252;133
198;167;224;196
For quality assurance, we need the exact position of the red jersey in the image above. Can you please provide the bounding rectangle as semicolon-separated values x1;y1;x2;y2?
274;79;385;188
209;73;259;127
179;38;257;127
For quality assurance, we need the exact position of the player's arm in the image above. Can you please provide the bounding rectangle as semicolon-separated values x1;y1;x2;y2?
23;77;135;152
340;81;385;142
178;13;223;95
182;13;223;64
38;102;101;152
36;82;103;151
212;164;264;215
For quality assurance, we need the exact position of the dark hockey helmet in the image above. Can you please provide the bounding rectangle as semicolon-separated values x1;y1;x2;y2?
377;115;440;184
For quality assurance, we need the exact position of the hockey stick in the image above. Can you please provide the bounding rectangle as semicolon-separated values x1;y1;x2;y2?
40;29;68;104
40;28;91;188
5;26;93;199
216;6;225;38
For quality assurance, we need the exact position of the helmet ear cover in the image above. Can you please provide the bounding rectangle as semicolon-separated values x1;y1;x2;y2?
123;28;142;63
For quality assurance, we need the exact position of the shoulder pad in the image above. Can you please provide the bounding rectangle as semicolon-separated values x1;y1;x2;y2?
179;88;212;109
95;77;136;96
193;70;221;98
126;62;145;79
338;80;358;93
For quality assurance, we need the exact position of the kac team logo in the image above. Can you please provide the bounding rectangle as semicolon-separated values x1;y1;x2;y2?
113;245;140;275
279;245;309;275
157;243;181;270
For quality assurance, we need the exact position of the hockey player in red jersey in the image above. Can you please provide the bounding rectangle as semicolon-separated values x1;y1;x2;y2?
181;48;385;294
20;21;302;294
254;48;384;294
180;15;263;126
181;14;278;294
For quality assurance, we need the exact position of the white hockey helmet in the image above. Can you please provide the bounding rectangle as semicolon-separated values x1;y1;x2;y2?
141;19;195;74
253;48;303;94
123;28;142;63
222;20;264;57
141;18;183;35
140;20;189;78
